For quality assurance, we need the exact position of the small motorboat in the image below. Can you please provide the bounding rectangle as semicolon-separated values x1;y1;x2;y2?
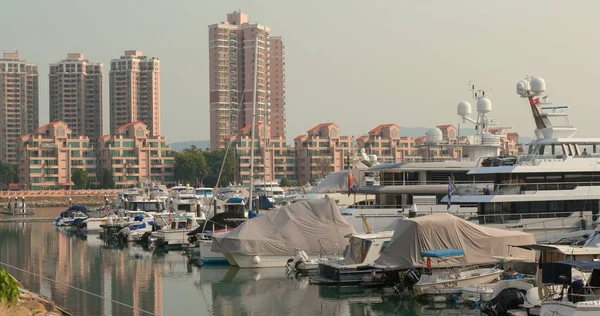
398;249;503;300
54;206;90;226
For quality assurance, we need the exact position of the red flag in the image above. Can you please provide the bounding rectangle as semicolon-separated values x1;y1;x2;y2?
529;98;539;105
348;171;355;197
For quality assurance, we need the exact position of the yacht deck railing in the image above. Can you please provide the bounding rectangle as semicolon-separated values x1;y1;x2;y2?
459;180;600;196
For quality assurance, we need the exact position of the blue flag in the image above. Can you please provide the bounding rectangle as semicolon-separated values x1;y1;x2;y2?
447;178;455;210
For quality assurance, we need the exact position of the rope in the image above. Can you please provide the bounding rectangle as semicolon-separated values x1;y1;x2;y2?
0;261;156;316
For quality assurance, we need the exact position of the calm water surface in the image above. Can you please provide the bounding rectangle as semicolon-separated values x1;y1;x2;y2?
0;209;483;316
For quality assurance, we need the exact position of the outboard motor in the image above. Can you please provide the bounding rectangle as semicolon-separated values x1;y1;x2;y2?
394;268;421;294
481;288;526;316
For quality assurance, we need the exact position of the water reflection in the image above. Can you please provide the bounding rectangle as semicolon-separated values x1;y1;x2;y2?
0;220;483;316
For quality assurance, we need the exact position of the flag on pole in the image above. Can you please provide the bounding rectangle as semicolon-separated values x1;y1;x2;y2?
348;170;355;197
447;177;455;210
529;98;539;105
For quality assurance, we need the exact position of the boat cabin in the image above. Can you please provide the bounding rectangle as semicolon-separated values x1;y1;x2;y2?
340;231;394;266
515;244;600;263
128;200;165;213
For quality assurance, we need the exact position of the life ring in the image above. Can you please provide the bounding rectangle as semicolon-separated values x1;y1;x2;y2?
426;257;432;270
104;209;109;215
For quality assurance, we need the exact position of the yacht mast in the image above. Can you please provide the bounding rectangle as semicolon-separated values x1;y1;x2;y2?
248;34;260;212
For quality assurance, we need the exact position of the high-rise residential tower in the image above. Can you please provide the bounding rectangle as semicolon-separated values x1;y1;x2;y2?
268;36;286;138
0;51;39;165
49;53;103;142
109;50;160;136
208;11;285;150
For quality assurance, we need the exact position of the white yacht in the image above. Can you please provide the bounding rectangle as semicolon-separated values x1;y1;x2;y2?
345;87;505;233
253;181;286;203
150;214;201;249
195;187;214;200
446;77;600;239
167;187;200;215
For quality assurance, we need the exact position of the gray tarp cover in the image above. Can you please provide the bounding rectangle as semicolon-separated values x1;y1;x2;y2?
374;214;536;268
211;197;356;255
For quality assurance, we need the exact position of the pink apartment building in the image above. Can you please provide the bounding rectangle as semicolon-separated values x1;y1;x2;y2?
355;124;418;163
49;53;103;143
489;128;520;156
98;122;174;188
268;36;286;138
19;121;96;190
294;123;354;184
234;121;295;185
0;51;39;165
109;51;160;137
208;12;285;150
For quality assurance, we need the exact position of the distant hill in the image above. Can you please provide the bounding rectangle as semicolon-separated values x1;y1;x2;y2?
170;140;210;152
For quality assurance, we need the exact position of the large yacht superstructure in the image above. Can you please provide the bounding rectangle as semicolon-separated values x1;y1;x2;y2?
446;77;600;238
344;86;506;232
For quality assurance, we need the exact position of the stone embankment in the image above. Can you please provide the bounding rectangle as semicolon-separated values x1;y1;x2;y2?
0;190;119;208
0;271;70;316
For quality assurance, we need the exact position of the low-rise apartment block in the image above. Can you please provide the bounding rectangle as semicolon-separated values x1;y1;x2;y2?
19;121;96;190
98;122;174;188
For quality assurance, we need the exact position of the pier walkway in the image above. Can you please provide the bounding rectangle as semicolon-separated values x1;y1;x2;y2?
0;217;54;223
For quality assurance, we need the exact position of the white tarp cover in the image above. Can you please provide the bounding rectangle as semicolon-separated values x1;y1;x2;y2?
374;214;536;268
211;197;356;255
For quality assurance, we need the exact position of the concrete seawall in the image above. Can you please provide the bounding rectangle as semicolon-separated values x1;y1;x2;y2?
0;190;119;208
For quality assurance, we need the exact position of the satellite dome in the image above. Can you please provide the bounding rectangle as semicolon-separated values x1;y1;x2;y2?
360;148;366;154
457;101;472;117
477;97;492;114
530;77;546;94
369;154;377;162
426;127;443;144
516;80;530;96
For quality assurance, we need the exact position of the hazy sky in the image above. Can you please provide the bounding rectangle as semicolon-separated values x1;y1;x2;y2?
3;0;600;143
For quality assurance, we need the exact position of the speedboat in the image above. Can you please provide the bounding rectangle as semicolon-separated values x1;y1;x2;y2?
400;249;503;299
54;206;90;226
116;211;154;242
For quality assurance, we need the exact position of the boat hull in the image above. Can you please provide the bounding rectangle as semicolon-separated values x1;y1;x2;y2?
199;240;228;264
413;270;502;297
461;285;495;302
310;262;385;285
225;253;312;268
152;230;192;249
540;301;600;316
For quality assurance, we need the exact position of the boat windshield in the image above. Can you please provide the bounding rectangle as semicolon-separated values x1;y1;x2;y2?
196;189;213;197
130;202;164;212
343;237;372;264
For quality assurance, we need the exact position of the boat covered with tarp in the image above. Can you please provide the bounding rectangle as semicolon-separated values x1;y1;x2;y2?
374;213;536;269
211;197;356;267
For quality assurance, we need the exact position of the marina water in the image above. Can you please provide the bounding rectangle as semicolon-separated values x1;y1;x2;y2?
1;208;483;316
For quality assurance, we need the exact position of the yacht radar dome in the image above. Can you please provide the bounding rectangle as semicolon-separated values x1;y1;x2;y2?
516;80;531;97
457;101;472;117
477;97;492;114
530;77;546;94
426;127;443;144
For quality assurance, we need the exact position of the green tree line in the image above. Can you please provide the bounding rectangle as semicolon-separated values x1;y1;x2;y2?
174;148;234;187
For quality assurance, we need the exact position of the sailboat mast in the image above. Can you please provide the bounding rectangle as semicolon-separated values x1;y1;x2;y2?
248;34;260;212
